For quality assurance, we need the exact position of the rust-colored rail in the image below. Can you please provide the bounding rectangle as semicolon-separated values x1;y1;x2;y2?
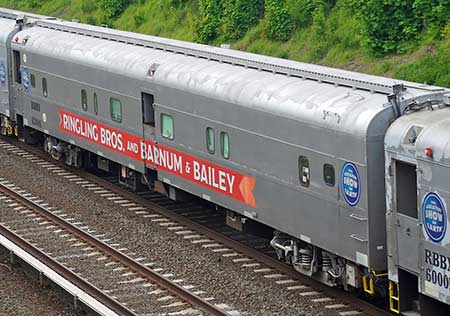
0;182;230;316
82;172;393;316
0;224;136;316
2;136;392;316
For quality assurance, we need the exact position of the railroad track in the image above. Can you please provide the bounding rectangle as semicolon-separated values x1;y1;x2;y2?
0;178;233;316
0;136;392;316
103;175;275;257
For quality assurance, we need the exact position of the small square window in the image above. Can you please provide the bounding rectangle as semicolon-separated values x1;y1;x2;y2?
42;78;48;97
161;113;174;140
206;127;215;154
110;98;122;122
299;156;310;187
93;93;98;115
30;74;36;88
323;164;335;187
81;89;88;111
221;132;230;159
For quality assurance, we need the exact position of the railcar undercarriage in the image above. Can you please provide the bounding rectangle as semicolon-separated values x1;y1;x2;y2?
44;135;83;168
271;232;352;289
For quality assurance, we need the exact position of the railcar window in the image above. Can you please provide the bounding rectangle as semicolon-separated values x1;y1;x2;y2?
110;98;122;123
30;74;36;88
13;50;21;84
42;78;47;97
161;113;174;140
206;127;215;154
221;132;230;159
93;93;98;115
299;156;310;187
323;164;335;187
81;90;88;111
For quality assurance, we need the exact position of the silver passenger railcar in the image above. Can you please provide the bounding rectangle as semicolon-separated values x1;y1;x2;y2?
386;98;450;315
1;9;450;315
0;9;49;135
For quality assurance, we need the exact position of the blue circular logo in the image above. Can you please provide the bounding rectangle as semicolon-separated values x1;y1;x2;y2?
422;192;447;243
0;62;6;87
22;67;30;93
341;162;361;206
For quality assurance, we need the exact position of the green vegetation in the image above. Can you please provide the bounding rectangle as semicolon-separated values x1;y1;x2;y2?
195;0;222;43
222;0;263;41
264;0;293;41
2;0;450;87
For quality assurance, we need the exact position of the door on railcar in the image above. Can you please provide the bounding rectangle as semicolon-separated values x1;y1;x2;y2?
0;34;11;135
416;158;450;315
141;91;158;183
391;160;420;314
0;38;10;118
11;49;24;120
141;91;155;141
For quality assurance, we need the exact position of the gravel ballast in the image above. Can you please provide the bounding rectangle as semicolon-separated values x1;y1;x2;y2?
0;248;76;316
0;141;367;316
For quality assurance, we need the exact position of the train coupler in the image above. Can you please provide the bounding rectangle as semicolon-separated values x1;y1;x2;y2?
362;271;388;296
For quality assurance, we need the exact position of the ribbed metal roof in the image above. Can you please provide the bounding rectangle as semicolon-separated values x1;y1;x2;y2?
0;17;16;43
36;19;445;95
11;16;449;138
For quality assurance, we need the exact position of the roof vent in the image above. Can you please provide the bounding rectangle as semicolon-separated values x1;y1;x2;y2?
444;93;450;106
22;35;30;45
147;63;160;78
16;14;25;25
403;125;423;145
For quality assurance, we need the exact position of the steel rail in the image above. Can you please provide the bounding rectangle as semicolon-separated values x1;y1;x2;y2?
0;224;138;316
82;171;392;316
1;136;392;316
0;181;229;316
0;189;136;316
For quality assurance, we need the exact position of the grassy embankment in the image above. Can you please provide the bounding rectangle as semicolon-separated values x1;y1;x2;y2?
1;0;449;87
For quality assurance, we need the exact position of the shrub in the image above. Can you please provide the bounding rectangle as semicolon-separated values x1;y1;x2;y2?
308;3;328;59
413;0;450;31
134;9;145;27
221;0;263;40
286;0;321;27
19;0;43;9
195;0;222;43
85;16;97;26
98;0;131;19
353;0;421;55
81;0;96;14
265;0;294;41
170;0;189;7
